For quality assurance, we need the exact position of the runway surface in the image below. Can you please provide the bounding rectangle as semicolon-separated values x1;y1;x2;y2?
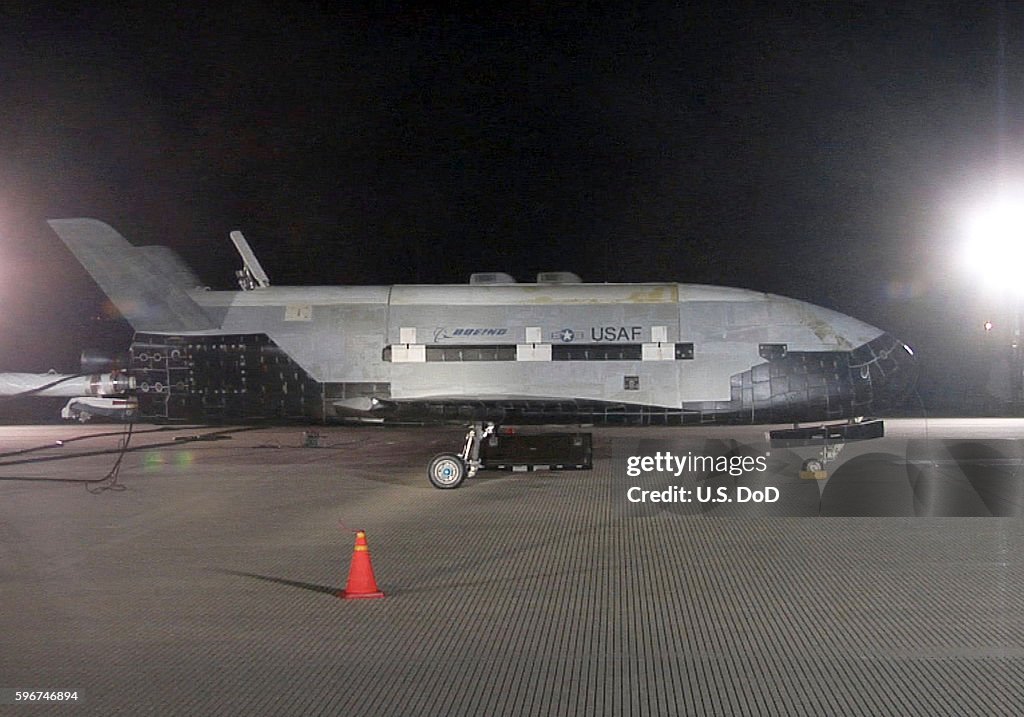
2;419;1024;715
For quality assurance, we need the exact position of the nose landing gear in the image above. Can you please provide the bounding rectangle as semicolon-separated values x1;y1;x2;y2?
768;418;884;480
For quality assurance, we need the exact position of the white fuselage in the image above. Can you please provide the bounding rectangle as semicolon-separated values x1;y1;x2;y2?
178;282;884;408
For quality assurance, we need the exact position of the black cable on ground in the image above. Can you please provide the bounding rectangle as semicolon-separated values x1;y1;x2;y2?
0;424;183;460
0;424;268;487
87;420;134;493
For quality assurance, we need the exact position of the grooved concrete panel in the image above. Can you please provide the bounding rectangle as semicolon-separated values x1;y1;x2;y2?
1;422;1023;715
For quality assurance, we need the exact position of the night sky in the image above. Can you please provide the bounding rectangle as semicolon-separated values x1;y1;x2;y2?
0;4;1020;410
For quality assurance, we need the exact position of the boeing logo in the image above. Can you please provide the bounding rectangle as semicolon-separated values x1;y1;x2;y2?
434;327;509;342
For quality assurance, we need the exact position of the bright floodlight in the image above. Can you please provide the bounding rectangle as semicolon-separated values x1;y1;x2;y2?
963;196;1024;292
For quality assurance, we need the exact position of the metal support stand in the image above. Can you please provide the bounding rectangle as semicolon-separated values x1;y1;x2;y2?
460;421;495;478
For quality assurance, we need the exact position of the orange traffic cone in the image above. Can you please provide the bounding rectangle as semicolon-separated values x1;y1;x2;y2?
339;530;385;599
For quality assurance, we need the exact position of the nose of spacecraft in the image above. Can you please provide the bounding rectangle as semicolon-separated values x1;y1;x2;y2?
852;332;918;412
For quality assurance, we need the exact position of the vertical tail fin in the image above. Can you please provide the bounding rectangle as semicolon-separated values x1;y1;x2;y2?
47;218;217;332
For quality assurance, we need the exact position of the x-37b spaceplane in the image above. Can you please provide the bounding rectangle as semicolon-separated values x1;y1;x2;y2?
43;218;917;487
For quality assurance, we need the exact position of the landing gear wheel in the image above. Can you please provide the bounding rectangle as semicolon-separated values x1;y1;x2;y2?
802;458;824;473
428;453;467;489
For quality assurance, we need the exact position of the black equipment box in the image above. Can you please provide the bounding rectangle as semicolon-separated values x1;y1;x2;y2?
480;432;593;471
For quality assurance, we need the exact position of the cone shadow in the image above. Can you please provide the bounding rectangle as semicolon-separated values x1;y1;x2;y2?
219;569;340;596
